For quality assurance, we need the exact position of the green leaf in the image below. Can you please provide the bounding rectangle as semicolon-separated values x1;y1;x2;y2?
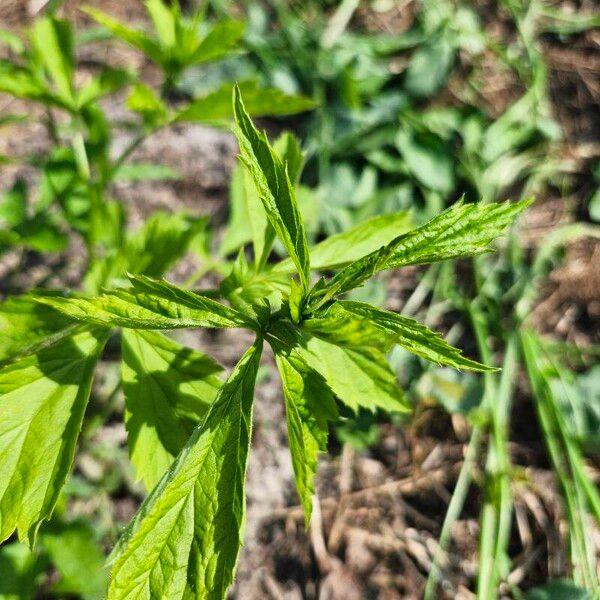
525;580;592;600
220;134;303;263
384;199;532;268
218;163;253;257
174;80;316;124
109;340;262;599
76;67;133;108
312;199;531;307
121;329;223;490
273;211;412;273
14;214;69;253
233;86;310;289
302;337;409;414
404;32;455;98
272;132;304;184
34;275;254;330
0;60;64;108
186;20;245;66
306;301;492;371
0;542;42;599
124;212;205;278
145;0;176;49
42;520;107;600
270;322;408;414
0;179;27;227
272;346;337;523
396;128;455;194
126;82;169;128
0;297;75;363
0;28;25;54
113;163;180;183
30;17;75;106
0;327;108;546
82;6;164;64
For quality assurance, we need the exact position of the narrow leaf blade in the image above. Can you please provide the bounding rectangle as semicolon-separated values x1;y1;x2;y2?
109;341;262;599
232;86;310;288
272;345;337;523
34;275;254;330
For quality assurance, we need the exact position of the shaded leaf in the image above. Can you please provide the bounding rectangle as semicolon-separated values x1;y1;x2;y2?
0;327;108;546
273;348;337;523
121;329;222;490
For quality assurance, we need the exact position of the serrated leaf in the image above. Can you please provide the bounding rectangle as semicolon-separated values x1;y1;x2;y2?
270;322;408;414
0;327;108;546
82;6;164;64
312;199;531;308
122;329;223;490
174;80;315;124
109;340;262;600
0;297;75;363
273;211;412;273
233;86;310;289
306;301;492;371
34;275;254;330
272;346;337;523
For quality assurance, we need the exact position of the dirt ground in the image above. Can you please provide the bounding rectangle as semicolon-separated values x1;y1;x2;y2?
0;1;599;599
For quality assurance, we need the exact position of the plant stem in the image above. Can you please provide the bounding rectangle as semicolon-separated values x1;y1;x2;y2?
424;424;484;599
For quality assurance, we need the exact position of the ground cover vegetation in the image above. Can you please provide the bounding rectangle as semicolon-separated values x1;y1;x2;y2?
0;0;598;598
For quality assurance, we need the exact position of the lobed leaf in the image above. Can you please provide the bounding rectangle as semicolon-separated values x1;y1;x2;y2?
0;327;108;546
34;275;254;330
232;86;310;289
122;329;223;490
109;341;262;599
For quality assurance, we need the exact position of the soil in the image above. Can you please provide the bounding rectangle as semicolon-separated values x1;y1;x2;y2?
0;1;598;599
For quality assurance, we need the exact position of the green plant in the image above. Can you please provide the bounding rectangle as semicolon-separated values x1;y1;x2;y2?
0;2;313;294
0;89;529;598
